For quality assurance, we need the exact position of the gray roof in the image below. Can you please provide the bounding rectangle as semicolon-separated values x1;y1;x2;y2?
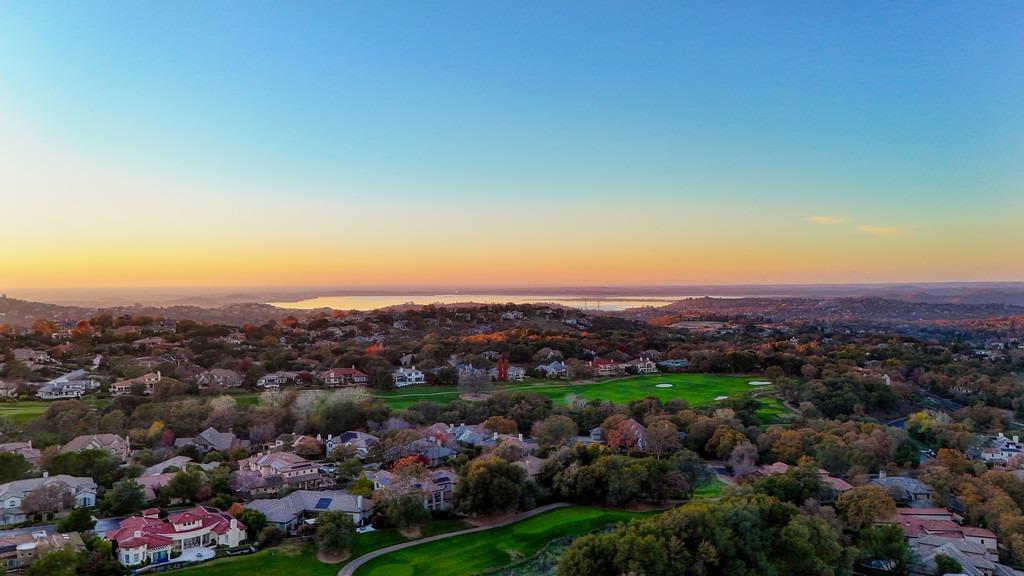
244;490;370;524
0;475;97;503
141;456;193;477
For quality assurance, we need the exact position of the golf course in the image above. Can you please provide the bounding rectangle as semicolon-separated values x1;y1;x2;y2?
352;506;647;576
368;373;787;420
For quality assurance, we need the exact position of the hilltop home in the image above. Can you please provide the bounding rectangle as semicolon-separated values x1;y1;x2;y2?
870;473;935;506
110;371;162;395
256;371;299;389
195;369;243;389
0;474;97;526
233;452;322;497
319;367;369;387
372;467;458;511
324;431;378;459
61;433;131;463
35;379;96;400
174;427;249;454
0;442;41;468
392;367;425;387
107;506;246;567
0;531;85;571
245;490;372;534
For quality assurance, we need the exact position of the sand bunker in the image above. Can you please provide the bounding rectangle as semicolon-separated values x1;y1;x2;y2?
714;395;729;401
655;383;673;388
748;381;772;386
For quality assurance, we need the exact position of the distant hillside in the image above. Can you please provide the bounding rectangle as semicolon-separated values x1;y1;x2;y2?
0;296;314;327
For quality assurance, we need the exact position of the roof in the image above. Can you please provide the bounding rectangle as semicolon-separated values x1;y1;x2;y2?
244;490;371;524
60;434;127;455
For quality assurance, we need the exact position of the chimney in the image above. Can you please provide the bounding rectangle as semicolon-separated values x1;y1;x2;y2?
518;433;523;442
327;434;332;441
1015;436;1020;444
1000;432;1005;439
316;434;322;441
357;495;364;508
42;471;48;478
878;469;886;479
27;440;31;448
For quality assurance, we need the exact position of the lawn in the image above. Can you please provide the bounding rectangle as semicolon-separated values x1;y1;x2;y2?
368;373;787;421
0;397;109;423
354;506;647;576
175;520;472;576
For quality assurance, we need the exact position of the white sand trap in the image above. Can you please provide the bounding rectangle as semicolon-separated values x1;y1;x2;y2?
655;383;673;388
748;381;772;386
714;395;729;401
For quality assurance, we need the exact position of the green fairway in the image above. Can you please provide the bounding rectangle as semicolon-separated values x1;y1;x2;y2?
369;373;786;420
354;506;646;576
175;520;472;576
0;398;109;423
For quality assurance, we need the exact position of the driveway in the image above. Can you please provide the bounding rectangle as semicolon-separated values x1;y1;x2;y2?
337;503;570;576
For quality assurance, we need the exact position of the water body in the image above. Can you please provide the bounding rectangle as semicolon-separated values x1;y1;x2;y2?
269;293;736;311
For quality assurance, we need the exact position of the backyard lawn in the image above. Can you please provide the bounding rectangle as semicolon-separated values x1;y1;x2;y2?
354;506;647;576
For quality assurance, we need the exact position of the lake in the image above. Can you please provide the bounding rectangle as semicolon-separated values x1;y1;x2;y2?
268;293;734;311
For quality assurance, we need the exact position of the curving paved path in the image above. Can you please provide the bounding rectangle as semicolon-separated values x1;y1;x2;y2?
337;503;570;576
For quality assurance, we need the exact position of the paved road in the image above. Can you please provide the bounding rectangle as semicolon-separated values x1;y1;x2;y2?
337;503;570;576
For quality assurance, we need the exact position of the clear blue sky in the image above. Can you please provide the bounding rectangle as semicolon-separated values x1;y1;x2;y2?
2;2;1022;287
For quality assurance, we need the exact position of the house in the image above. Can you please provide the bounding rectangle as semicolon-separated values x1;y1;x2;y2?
318;367;369;387
536;361;568;379
107;506;246;567
974;432;1024;465
606;418;648;451
758;462;853;493
393;367;425;387
245;490;372;534
488;365;526;382
589;358;625;377
233;452;323;497
0;442;41;468
0;381;18;398
141;456;194;477
196;369;243;389
870;473;934;506
61;433;131;463
0;475;97;526
514;455;549;480
256;371;298;388
325;431;379;459
12;349;51;364
625;357;659;374
175;427;248;454
110;371;162;395
0;531;85;572
35;379;96;400
658;359;690;371
372;467;458;511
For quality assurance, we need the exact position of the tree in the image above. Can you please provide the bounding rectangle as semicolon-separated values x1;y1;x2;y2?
164;467;205;502
0;452;33;483
533;415;578;447
236;509;268;536
257;525;284;548
315;510;355;556
727;442;759;478
57;506;95;533
350;475;374;497
26;547;78;576
483;416;519;435
77;536;128;576
645;419;682;459
382;493;429;530
22;483;73;517
934;553;962;575
454;455;532;515
670;450;715;496
837;485;896;531
104;480;146;515
856;525;913;574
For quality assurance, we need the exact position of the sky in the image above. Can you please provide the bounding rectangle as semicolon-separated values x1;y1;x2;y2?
1;2;1023;292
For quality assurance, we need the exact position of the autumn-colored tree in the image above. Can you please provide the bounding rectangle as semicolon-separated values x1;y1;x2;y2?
483;415;519;435
837;485;896;531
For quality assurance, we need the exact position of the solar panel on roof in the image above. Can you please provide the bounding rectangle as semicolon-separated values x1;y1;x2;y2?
315;498;332;510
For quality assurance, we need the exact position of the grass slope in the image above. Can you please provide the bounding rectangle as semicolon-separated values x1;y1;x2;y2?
0;398;109;423
174;520;471;576
354;506;646;576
